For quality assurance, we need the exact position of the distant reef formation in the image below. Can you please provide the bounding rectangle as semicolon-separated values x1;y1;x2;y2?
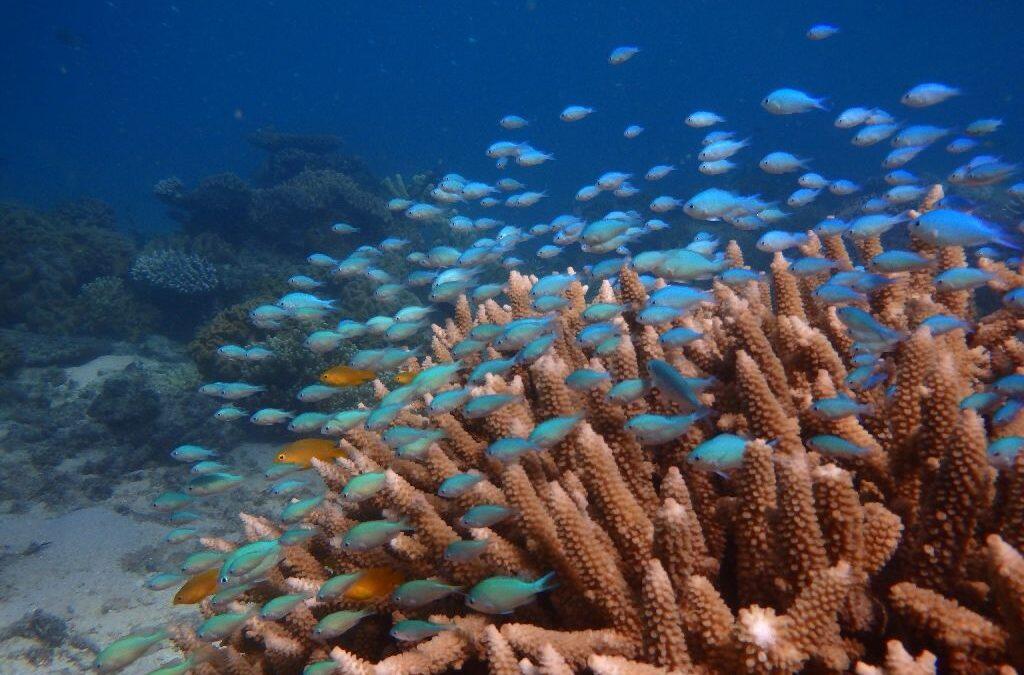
153;128;396;248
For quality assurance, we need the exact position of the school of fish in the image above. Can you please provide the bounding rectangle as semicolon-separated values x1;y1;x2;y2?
95;21;1024;675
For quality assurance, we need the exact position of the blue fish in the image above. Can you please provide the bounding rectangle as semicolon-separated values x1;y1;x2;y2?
647;359;704;412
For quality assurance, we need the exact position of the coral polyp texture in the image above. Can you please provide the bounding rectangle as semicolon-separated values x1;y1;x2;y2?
130;249;220;295
156;189;1024;674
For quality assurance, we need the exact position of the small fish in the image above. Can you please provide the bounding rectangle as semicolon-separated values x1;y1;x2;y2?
625;411;709;444
560;105;594;122
608;45;640;64
901;82;960;107
814;284;867;305
759;151;809;174
145;572;186;591
342;519;414;551
264;463;304;479
280;494;325;524
197;611;254;641
648;359;704;412
314;610;372;639
756;230;808;253
645;164;675;181
762;88;827;114
320;365;377;386
261;593;311;620
806;434;869;456
934;268;995;291
170;445;217;462
438;472;485;498
688;433;747;471
275;438;344;467
485;438;540;465
153;491;192;512
810;395;874;420
94;629;168;673
342;472;387;502
297;384;343;403
870;250;933;273
565;368;611;391
318;571;366;600
528;414;584;448
993;374;1024;396
466;572;558;614
807;23;839;40
988;436;1024;469
960;391;1002;413
213;406;247;422
392;579;463;609
460;504;515;528
251;408;294;425
390;619;455;642
165;527;199;544
834;106;872;128
685;110;725;127
791;257;837;277
445;538;489;562
278;528;317;546
910;209;1019;250
463;393;521;419
995;399;1024;427
607;378;647;403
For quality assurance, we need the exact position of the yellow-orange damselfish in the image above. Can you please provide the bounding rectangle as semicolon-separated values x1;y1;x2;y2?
173;568;219;605
320;365;376;387
344;566;405;601
275;438;345;467
394;371;417;385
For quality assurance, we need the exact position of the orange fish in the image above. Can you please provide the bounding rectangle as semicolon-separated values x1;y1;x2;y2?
275;438;345;467
320;365;376;387
173;568;219;605
394;371;417;385
344;567;404;601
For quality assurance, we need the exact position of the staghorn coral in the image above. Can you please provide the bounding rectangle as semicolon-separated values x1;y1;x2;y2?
159;187;1024;674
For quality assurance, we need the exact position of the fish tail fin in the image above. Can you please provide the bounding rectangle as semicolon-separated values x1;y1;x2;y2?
692;407;713;422
992;227;1024;251
815;97;830;111
533;571;559;592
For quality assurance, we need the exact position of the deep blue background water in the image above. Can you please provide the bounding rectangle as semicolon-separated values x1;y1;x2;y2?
1;1;1021;233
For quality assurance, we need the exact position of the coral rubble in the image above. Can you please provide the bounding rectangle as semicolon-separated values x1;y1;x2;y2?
160;189;1024;673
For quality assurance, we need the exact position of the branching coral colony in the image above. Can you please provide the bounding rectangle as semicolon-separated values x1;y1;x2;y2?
153;187;1024;675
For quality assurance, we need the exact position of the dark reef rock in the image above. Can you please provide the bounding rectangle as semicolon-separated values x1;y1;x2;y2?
5;330;112;368
87;366;162;437
154;131;393;248
1;610;69;649
247;127;343;154
0;203;139;334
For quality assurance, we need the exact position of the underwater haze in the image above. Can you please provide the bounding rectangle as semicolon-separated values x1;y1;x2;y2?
3;1;1024;674
2;1;1022;227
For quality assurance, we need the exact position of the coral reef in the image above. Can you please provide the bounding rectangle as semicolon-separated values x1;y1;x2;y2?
154;132;394;247
0;338;233;512
161;190;1024;673
76;276;159;340
0;202;138;333
130;249;219;296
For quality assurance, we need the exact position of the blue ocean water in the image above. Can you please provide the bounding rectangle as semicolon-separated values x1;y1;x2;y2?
2;1;1021;231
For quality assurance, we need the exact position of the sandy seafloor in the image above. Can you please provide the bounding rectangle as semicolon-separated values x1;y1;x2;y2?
0;354;282;673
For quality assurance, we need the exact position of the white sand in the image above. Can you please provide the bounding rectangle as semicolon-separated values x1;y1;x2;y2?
0;506;193;673
64;354;140;389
